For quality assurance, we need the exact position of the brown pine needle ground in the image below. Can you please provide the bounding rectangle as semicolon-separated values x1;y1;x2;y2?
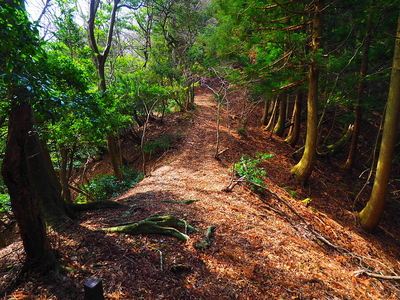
1;89;400;299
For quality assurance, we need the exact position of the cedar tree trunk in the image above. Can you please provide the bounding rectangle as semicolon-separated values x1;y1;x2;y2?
291;0;322;183
291;64;318;183
344;0;374;171
273;95;287;137
359;12;400;232
285;92;302;147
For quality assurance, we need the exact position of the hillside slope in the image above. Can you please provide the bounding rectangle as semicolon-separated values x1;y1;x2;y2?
1;90;400;299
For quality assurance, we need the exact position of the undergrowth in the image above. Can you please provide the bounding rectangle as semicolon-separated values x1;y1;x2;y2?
76;167;143;203
234;153;274;187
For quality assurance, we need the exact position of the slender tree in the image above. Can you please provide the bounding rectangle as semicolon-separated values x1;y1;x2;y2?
285;91;303;147
87;0;142;180
291;0;323;184
343;0;375;171
273;94;287;137
358;11;400;232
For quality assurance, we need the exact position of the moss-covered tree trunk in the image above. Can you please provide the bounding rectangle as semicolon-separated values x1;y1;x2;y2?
359;12;400;232
2;100;57;270
41;140;62;194
186;81;195;110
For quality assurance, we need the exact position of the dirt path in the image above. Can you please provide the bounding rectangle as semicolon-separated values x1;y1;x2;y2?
106;92;397;299
2;92;399;299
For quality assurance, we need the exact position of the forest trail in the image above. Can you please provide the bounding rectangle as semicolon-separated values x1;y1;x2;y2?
2;91;400;299
106;91;400;299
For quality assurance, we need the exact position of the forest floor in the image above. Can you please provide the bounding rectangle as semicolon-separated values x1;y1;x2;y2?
2;88;400;299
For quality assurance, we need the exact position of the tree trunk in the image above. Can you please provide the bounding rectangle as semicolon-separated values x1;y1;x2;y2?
186;82;195;110
265;97;278;131
2;100;57;270
107;133;124;181
0;232;6;248
291;64;319;183
273;95;287;137
260;99;269;126
26;127;76;227
285;92;302;147
40;140;62;194
344;0;374;171
359;12;400;232
291;0;322;184
60;148;72;203
88;0;124;181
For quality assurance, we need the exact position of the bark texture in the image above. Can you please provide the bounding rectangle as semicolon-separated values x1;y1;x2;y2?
2;100;56;269
344;0;374;171
26;132;75;227
285;92;302;147
291;0;322;183
359;12;400;232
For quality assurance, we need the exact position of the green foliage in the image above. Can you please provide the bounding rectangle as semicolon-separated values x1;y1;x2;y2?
143;134;176;153
234;153;274;187
0;3;44;109
0;194;11;217
76;168;143;203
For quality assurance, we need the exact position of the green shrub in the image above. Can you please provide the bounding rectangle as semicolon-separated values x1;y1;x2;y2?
143;134;175;153
76;168;143;203
234;153;274;187
0;194;11;217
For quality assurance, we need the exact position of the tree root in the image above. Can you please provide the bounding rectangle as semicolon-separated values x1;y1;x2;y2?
162;199;199;205
196;225;217;249
99;215;198;241
69;200;127;212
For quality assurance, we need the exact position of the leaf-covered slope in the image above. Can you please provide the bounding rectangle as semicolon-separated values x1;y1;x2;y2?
1;89;400;299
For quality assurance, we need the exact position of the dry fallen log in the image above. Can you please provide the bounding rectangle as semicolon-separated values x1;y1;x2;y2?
99;215;198;241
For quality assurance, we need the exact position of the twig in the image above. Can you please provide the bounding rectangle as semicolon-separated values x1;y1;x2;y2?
150;247;163;271
68;184;95;201
354;270;400;280
354;102;386;207
215;148;229;160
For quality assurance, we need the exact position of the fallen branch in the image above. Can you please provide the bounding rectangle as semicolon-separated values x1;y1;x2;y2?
354;270;400;280
215;148;229;160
